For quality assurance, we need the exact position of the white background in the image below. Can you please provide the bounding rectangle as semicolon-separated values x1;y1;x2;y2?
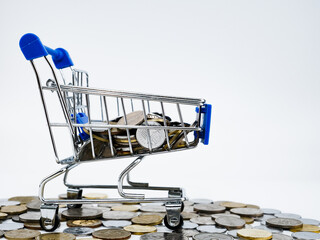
0;1;319;219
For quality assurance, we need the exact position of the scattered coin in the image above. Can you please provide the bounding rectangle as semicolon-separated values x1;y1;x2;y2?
140;205;166;213
38;233;76;240
237;229;272;240
215;216;246;229
132;215;163;225
190;216;215;225
301;219;320;226
102;220;132;228
227;229;239;238
182;221;198;229
19;212;41;223
291;232;320;240
111;205;139;212
197;225;227;233
254;225;282;233
183;201;194;206
211;213;241;219
174;229;200;237
0;212;8;220
140;232;188;240
63;227;94;236
156;226;172;233
102;211;139;220
1;205;28;215
99;203;122;208
230;208;263;217
0;230;3;238
290;224;320;233
4;229;41;240
266;218;303;229
190;199;214;205
23;222;42;230
220;202;247;209
0;222;24;231
275;213;301;219
194;232;234;240
83;193;108;199
194;204;226;214
181;212;199;220
8;197;38;205
61;208;103;220
183;205;196;213
241;216;255;224
12;215;23;222
0;201;20;207
272;233;293;240
255;215;274;223
246;204;260;209
124;224;157;235
67;220;102;228
261;208;281;215
26;199;41;211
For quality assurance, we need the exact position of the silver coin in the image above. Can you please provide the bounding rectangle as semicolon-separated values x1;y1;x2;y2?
184;201;194;206
190;199;214;205
156;226;173;233
266;217;303;229
140;232;188;240
182;221;198;229
301;218;320;226
102;210;139;220
292;232;320;240
82;205;111;212
174;229;199;237
102;220;132;228
190;216;215;225
255;214;275;224
194;204;226;214
140;205;166;213
272;233;293;240
136;121;166;149
182;212;199;220
0;222;24;231
11;215;23;223
26;199;41;211
194;232;234;240
0;201;20;207
98;203;121;208
19;212;41;223
140;202;164;206
245;225;253;229
254;225;282;233
183;205;196;213
63;227;94;236
215;216;245;229
230;208;263;217
227;229;239;238
197;225;227;233
275;213;301;219
211;213;241;220
261;208;281;215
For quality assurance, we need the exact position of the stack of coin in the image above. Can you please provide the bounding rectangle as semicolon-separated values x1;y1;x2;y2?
79;110;198;160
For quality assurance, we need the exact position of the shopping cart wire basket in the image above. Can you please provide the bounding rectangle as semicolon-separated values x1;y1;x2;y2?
19;33;212;231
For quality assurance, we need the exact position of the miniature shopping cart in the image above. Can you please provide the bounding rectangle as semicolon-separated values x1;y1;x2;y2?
19;33;212;231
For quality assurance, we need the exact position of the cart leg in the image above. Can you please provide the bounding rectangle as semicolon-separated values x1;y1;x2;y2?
164;200;184;230
40;204;60;231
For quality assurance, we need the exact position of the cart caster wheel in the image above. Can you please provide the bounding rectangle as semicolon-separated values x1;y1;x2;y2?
180;202;185;212
40;213;60;231
67;188;82;209
164;214;183;230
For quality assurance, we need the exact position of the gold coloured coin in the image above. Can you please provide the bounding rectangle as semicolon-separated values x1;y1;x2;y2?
67;219;102;228
8;197;38;205
230;208;263;217
0;212;8;220
23;223;42;230
92;229;131;240
83;193;108;199
111;205;139;212
246;204;260;209
37;233;76;240
124;224;157;235
5;229;40;240
219;201;247;209
131;215;163;225
1;205;27;215
290;224;320;233
117;111;144;126
237;229;272;240
241;216;255;224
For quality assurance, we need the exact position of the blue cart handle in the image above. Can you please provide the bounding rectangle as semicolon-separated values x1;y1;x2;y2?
196;104;212;145
19;33;73;69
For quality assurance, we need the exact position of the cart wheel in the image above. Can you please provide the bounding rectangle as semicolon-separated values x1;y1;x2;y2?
67;188;83;209
181;201;185;212
164;214;183;230
40;213;60;232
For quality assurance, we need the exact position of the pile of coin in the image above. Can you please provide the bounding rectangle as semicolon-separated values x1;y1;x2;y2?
1;196;320;240
79;111;197;160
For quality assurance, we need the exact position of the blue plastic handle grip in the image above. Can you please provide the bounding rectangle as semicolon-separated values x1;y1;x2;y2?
19;33;74;69
196;104;212;145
